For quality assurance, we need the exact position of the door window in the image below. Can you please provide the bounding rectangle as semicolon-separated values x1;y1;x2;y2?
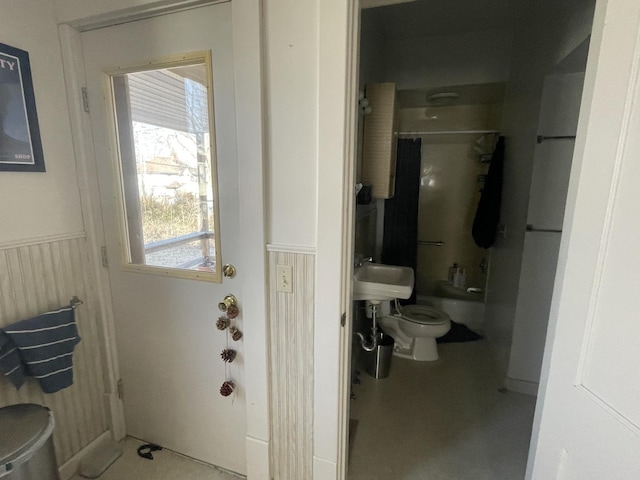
108;53;222;281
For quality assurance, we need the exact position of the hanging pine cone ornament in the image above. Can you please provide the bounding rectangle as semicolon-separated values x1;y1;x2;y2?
220;348;237;363
220;381;235;397
230;326;243;341
226;304;239;319
216;316;229;331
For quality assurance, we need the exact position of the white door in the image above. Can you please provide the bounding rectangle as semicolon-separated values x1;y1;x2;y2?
528;1;640;478
81;4;247;474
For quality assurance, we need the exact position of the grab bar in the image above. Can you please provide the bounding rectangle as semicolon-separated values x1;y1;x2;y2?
419;241;445;247
526;224;562;233
536;135;576;144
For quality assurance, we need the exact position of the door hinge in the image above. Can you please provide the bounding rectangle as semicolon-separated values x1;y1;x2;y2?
117;379;124;400
81;87;90;113
101;246;108;268
341;312;346;327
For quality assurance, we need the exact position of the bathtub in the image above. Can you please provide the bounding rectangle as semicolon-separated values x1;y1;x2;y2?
417;281;485;331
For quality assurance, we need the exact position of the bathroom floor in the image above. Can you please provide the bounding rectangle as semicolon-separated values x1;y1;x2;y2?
71;437;242;480
348;340;536;480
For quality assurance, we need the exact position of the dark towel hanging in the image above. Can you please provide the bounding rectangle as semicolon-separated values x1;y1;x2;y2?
472;136;505;249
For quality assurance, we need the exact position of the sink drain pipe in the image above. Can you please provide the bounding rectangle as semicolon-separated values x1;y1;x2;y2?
355;303;381;352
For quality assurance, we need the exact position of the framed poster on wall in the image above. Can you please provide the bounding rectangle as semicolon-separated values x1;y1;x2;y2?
0;42;44;172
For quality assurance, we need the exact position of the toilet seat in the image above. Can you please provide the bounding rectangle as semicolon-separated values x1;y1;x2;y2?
399;304;450;325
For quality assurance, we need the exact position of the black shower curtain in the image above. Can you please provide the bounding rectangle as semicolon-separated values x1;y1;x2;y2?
381;138;421;304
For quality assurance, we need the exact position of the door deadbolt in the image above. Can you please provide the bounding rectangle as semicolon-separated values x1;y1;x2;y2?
223;264;236;278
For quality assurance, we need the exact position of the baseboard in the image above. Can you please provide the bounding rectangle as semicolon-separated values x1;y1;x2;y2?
313;455;338;480
245;436;270;480
58;430;113;480
504;377;539;396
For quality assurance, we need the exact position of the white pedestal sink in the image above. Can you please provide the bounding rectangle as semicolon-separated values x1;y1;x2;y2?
353;263;415;302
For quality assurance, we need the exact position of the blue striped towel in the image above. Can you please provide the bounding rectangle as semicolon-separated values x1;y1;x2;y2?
0;306;81;394
0;331;26;389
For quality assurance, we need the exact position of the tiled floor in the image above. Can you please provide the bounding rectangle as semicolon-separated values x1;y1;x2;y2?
72;437;241;480
348;340;537;480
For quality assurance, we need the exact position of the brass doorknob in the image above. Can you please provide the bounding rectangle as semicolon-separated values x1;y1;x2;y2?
218;294;238;312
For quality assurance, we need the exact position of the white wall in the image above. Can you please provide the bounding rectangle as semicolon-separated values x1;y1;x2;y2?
359;25;513;90
379;29;513;90
0;0;83;243
484;0;595;377
263;0;318;247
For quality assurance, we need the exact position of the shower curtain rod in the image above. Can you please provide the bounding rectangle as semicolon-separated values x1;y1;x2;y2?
396;129;500;136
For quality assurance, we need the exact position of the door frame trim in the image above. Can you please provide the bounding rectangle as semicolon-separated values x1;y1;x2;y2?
61;0;229;31
58;1;271;476
58;23;127;442
327;1;627;480
315;0;360;478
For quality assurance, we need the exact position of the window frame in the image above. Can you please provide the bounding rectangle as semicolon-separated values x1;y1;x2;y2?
102;50;223;283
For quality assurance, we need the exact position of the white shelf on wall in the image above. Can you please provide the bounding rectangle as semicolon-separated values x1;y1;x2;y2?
361;83;398;199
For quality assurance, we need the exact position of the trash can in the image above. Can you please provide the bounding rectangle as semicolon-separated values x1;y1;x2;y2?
0;404;59;480
366;334;394;379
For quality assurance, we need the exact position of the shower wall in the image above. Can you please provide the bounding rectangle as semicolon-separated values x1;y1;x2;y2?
398;103;503;297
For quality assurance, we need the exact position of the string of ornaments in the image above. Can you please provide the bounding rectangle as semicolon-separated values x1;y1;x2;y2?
216;303;242;397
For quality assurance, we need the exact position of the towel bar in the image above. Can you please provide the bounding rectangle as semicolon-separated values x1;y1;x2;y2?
70;296;83;307
536;135;576;144
419;241;445;247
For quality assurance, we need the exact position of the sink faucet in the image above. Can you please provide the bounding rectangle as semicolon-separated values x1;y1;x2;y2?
354;255;374;268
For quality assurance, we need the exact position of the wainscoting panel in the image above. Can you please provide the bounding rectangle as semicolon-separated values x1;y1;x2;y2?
268;249;315;479
0;234;109;464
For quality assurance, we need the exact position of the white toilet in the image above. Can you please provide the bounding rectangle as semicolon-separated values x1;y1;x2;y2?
374;301;451;361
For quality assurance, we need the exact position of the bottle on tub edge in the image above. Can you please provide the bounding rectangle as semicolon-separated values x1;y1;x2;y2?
453;266;466;289
448;263;459;284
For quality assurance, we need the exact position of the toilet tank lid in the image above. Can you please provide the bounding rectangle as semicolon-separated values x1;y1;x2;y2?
401;304;450;325
0;404;54;466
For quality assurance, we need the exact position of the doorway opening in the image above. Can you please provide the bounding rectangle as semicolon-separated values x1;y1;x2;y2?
347;1;596;478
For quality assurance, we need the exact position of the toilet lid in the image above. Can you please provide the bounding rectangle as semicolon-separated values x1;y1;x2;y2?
400;304;450;325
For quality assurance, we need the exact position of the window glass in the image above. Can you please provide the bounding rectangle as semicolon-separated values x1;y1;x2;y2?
110;59;221;280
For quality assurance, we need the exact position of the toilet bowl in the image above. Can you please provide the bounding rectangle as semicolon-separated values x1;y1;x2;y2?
375;302;451;361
